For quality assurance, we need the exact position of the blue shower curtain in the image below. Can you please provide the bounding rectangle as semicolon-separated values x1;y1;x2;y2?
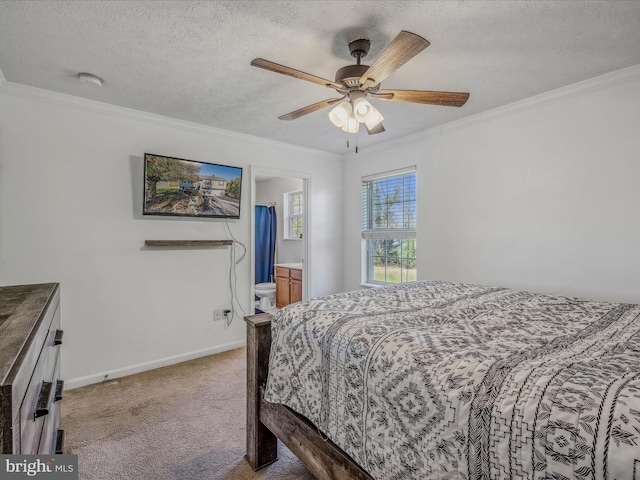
255;205;277;284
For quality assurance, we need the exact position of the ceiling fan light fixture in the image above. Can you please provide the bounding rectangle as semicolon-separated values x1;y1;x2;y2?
352;97;373;122
329;101;352;127
341;113;359;133
364;106;384;129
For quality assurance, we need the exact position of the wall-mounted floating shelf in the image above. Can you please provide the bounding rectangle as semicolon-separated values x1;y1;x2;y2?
144;240;233;247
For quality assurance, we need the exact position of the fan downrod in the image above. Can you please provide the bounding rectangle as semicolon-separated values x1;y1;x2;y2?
334;38;375;90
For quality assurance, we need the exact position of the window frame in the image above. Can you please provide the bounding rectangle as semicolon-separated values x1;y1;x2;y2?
283;189;304;240
361;167;417;286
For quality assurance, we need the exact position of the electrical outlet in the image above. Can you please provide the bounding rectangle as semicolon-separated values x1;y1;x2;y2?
213;309;225;321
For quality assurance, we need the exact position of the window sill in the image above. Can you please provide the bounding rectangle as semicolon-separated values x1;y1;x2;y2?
283;238;302;241
359;283;385;289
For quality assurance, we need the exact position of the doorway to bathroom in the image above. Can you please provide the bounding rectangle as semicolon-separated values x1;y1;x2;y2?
251;167;309;314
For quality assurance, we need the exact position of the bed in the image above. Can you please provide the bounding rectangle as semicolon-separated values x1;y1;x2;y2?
245;280;640;479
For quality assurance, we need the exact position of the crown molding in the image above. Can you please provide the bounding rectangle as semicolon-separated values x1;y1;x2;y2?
0;81;340;160
441;63;640;135
345;63;640;159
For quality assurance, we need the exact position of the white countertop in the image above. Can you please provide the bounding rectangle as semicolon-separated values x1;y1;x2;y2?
275;263;303;270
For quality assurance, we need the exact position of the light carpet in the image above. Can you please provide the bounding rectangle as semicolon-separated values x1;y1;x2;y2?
61;347;314;479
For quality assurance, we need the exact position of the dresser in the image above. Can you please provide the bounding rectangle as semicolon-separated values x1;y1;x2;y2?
275;265;302;308
0;283;64;454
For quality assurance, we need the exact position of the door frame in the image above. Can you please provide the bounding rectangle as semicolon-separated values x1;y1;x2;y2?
250;166;310;313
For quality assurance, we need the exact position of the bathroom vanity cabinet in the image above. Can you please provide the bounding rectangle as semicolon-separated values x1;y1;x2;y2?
275;266;302;308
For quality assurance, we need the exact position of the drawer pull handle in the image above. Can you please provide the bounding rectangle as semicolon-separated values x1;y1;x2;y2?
54;329;64;346
35;381;53;419
55;429;65;454
55;379;64;402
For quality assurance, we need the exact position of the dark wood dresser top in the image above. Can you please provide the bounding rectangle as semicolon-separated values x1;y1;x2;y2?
0;283;60;385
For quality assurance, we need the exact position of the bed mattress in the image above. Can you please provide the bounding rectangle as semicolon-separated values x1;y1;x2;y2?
264;280;640;479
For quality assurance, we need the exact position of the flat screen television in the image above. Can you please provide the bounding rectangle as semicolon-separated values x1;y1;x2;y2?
143;153;242;219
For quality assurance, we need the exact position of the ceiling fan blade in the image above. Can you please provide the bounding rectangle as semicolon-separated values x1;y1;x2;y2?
251;58;345;91
365;122;385;135
359;31;430;90
278;97;344;121
372;89;469;107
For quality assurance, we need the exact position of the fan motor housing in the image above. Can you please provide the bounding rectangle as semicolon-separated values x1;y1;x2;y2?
334;64;369;89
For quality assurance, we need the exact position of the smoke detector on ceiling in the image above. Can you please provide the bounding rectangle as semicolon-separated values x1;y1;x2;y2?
77;72;104;87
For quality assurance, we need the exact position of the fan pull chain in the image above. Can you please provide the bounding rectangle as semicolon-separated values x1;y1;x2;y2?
346;133;359;154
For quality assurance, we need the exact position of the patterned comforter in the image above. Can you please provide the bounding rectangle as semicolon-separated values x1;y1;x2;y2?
264;280;640;480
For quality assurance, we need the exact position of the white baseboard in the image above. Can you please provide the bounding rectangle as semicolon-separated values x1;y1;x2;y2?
64;340;246;390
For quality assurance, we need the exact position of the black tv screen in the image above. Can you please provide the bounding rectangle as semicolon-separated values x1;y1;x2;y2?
143;153;242;219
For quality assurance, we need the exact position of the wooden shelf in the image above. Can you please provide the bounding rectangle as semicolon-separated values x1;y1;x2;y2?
144;240;233;247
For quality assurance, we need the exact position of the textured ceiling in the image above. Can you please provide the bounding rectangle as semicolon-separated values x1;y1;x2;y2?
1;1;639;154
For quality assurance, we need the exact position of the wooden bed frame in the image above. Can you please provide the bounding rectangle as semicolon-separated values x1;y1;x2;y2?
245;313;374;480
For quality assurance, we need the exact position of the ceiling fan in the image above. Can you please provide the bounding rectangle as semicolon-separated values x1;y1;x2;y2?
250;30;469;135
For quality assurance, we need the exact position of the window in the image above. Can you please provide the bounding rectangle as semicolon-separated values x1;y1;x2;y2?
361;167;416;284
284;190;303;239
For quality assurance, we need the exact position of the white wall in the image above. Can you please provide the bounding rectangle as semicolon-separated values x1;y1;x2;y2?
256;177;304;268
3;65;639;389
0;85;343;387
343;67;640;303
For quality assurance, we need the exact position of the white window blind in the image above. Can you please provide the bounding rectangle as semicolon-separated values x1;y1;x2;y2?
361;167;417;284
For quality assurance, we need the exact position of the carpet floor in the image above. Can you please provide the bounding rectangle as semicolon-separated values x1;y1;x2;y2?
61;347;315;479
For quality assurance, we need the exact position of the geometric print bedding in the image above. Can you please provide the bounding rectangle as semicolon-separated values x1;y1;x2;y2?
264;280;640;479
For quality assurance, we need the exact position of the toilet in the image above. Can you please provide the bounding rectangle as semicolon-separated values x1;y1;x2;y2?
255;282;276;310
